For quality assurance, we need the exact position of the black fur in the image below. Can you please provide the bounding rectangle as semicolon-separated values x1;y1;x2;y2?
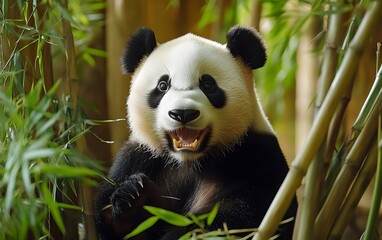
94;130;297;240
148;75;170;108
226;26;267;69
121;28;157;73
199;74;226;108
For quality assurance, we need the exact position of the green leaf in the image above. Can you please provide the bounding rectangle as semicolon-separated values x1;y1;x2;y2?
23;148;57;161
189;214;203;228
207;203;219;226
25;80;43;108
4;159;20;215
144;206;193;227
87;47;108;58
82;52;96;67
52;1;81;29
178;231;193;240
42;183;66;234
21;159;33;197
197;213;209;220
53;202;82;211
123;216;159;239
35;111;61;136
33;164;101;178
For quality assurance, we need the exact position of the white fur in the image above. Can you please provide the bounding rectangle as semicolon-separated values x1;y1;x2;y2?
127;33;273;163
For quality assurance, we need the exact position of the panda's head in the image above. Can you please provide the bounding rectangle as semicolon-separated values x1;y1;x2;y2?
122;26;273;163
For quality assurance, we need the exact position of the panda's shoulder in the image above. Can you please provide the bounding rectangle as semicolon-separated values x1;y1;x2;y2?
220;130;288;172
109;141;164;180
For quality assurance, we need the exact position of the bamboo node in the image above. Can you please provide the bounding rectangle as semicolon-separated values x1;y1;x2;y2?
348;44;364;56
324;42;339;50
289;164;307;176
342;159;362;173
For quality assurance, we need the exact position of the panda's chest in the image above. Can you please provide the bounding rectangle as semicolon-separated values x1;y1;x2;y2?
155;165;200;198
154;164;228;214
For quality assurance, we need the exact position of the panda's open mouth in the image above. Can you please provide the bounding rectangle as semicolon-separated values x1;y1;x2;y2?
167;127;210;151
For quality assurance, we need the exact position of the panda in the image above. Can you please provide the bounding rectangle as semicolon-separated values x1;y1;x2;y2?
94;26;298;240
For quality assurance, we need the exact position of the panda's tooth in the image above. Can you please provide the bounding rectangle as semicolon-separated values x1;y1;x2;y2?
191;139;198;149
172;135;198;150
173;138;181;148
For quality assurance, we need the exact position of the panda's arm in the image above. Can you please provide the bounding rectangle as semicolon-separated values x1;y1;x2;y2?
93;142;137;239
93;142;156;239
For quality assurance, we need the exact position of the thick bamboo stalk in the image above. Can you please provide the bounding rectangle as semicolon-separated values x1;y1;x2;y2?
252;2;382;240
61;0;98;239
62;8;78;100
296;4;345;239
329;140;379;240
61;3;82;240
325;78;353;164
314;89;381;239
316;4;345;110
250;0;262;31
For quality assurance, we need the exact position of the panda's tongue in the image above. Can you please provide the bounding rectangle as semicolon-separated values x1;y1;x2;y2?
170;128;201;150
175;128;200;143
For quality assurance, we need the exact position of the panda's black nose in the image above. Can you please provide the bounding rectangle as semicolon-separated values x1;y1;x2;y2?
168;109;200;124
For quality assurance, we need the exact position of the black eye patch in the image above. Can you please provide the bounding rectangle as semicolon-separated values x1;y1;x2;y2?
148;75;170;108
199;74;226;108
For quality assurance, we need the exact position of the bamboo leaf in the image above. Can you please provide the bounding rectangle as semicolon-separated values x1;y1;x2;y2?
178;231;193;240
23;148;57;161
82;52;96;67
4;160;20;215
144;206;193;227
52;1;81;29
86;47;107;58
35;111;61;136
25;80;43;108
207;203;219;226
33;164;100;178
197;213;210;220
55;202;82;211
189;214;203;228
42;183;66;234
21;159;33;197
123;216;159;239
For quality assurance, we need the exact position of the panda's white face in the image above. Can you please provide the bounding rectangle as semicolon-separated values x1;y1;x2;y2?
127;33;271;163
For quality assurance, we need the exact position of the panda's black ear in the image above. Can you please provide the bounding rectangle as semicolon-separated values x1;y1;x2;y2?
121;28;157;73
226;26;267;69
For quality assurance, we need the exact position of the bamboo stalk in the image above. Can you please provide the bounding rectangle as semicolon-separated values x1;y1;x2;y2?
62;6;78;99
296;4;345;239
322;65;382;204
329;140;379;240
250;0;262;31
61;3;81;240
325;76;354;164
314;88;381;239
354;66;382;129
315;3;345;110
61;0;98;239
363;112;382;240
41;42;54;90
362;45;382;240
252;2;382;240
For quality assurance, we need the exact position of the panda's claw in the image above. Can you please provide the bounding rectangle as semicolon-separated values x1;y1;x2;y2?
129;193;136;200
138;180;144;188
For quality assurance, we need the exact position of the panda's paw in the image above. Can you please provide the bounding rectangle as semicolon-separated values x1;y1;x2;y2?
110;173;148;219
